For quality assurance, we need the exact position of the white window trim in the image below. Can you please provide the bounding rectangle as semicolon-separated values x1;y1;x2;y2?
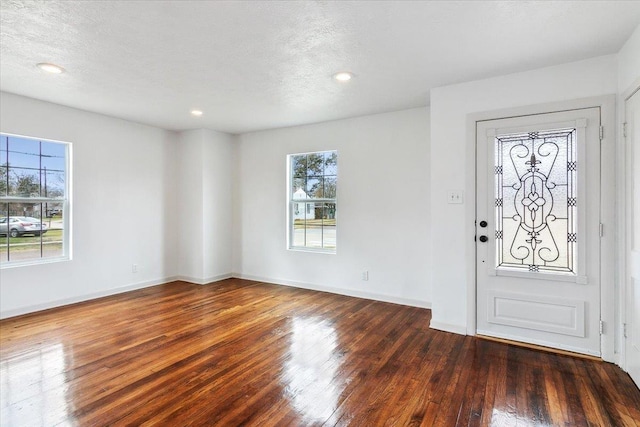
286;150;337;254
0;133;72;268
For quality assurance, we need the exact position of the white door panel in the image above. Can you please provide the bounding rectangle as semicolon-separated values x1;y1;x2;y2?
476;108;601;356
486;291;585;336
626;89;640;387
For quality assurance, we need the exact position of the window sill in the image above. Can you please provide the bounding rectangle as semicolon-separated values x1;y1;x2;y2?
288;247;336;255
0;256;71;269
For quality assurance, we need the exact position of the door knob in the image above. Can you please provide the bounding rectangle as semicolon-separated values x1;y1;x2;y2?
479;220;488;228
479;235;488;242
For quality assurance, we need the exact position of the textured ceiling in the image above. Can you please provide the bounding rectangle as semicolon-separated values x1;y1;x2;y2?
1;1;639;134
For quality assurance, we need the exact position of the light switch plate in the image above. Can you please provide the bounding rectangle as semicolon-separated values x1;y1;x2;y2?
448;190;464;204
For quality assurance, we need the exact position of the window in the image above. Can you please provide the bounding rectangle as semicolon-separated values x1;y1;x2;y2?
288;151;337;252
1;134;71;266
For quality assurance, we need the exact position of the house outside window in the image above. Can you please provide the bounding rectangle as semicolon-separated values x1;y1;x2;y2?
288;151;337;252
0;134;71;266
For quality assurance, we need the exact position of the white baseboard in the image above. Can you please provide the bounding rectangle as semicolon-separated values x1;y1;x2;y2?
1;273;431;319
234;273;431;309
0;276;180;320
177;273;233;285
429;320;468;335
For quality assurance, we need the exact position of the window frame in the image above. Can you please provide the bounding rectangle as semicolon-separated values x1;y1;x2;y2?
0;133;72;268
287;150;337;254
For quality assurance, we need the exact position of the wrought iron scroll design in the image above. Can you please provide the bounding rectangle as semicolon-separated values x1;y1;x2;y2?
495;129;577;274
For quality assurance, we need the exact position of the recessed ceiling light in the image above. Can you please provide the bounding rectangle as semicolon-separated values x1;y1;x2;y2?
36;63;65;74
191;110;203;117
333;72;353;82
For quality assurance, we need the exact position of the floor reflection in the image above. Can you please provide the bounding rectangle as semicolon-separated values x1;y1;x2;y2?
282;316;342;423
0;342;71;426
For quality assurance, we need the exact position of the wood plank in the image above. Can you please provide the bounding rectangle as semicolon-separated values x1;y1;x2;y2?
0;279;638;426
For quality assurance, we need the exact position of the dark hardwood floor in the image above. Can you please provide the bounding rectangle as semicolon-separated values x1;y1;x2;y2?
1;279;639;426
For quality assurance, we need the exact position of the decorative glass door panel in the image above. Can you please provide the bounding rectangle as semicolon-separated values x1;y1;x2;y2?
476;107;601;357
495;129;577;274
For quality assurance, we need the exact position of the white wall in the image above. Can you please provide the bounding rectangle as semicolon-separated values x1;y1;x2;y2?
429;55;618;334
235;108;432;307
176;129;235;283
0;92;179;318
176;130;205;280
202;129;234;281
618;24;640;93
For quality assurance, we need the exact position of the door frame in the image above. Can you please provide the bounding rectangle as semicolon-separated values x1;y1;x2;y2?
621;78;640;372
466;95;617;362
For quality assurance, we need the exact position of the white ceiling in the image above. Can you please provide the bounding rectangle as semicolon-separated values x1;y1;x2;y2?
1;1;639;134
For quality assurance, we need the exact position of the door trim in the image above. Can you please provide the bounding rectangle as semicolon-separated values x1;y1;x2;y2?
621;79;640;376
466;95;616;362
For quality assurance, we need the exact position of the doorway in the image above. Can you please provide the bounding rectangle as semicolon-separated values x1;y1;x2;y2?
476;108;602;356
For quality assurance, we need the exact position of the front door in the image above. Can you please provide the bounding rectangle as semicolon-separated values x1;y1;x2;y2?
626;88;640;387
476;108;601;356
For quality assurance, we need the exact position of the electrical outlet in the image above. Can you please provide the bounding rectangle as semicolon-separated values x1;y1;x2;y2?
362;270;369;281
132;264;138;273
